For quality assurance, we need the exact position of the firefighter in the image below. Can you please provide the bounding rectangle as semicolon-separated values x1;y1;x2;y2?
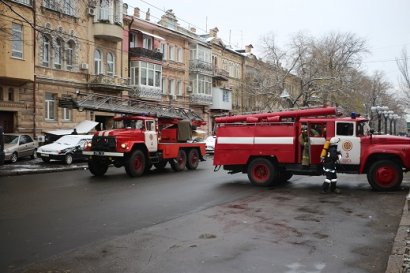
321;137;342;193
299;125;310;166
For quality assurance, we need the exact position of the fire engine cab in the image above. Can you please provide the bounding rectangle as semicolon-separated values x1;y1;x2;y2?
213;107;410;191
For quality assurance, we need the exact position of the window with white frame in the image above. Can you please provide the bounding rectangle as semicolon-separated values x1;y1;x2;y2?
191;74;212;95
94;49;102;74
99;0;109;21
176;80;182;96
223;90;230;102
66;40;74;69
162;78;167;94
168;45;175;61
45;92;56;120
54;38;62;69
143;35;153;50
130;61;162;88
168;79;175;96
130;33;137;48
63;108;71;121
160;43;167;60
12;23;23;58
107;52;115;76
177;47;183;63
42;35;50;66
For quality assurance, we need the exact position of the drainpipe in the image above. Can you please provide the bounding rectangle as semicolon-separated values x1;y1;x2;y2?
32;0;37;138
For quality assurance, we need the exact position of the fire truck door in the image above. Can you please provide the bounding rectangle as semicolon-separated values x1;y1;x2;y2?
335;121;361;165
144;120;158;152
308;123;326;165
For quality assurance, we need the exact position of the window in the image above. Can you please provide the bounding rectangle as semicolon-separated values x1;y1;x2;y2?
45;93;56;120
168;79;175;96
63;0;75;16
130;61;162;88
107;52;114;76
42;35;50;66
143;35;152;50
12;23;23;58
63;108;71;121
162;78;167;94
66;40;74;69
12;0;32;6
177;47;183;62
0;87;3;101
336;122;354;136
223;90;230;102
44;0;57;10
99;0;109;21
94;49;102;74
168;45;174;61
8;88;14;101
54;38;62;69
130;33;137;48
130;61;139;85
160;43;167;60
176;80;182;96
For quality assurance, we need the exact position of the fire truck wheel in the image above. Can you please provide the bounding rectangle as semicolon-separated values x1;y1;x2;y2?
125;150;146;177
88;159;108;177
367;160;403;191
186;149;199;170
170;149;187;172
247;158;277;187
154;160;167;170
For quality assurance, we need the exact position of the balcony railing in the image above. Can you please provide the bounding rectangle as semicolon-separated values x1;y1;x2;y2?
189;60;213;74
213;68;229;81
88;75;130;92
129;48;163;62
130;85;163;101
189;93;213;106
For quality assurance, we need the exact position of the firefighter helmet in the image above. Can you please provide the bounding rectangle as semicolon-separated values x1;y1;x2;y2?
330;137;340;145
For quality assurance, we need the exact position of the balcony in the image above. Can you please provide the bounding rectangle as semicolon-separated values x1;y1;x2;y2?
129;48;163;62
88;75;130;92
93;21;123;42
189;93;213;106
213;68;229;81
130;85;162;101
189;60;213;75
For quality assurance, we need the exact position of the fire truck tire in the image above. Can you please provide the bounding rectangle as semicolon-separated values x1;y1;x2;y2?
367;160;403;191
170;149;187;172
186;149;199;170
88;160;108;177
154;160;167;170
247;158;277;186
125;150;146;177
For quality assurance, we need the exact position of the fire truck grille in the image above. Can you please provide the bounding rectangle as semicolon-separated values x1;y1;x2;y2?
92;136;116;152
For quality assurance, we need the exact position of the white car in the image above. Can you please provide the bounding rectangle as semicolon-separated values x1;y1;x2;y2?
204;135;216;154
37;135;93;165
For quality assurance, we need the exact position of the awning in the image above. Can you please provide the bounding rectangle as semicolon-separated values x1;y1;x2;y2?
136;29;165;41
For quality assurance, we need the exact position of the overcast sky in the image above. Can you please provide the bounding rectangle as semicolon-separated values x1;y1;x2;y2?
127;0;410;87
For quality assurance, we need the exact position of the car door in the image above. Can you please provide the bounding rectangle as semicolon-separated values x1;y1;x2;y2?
18;135;28;157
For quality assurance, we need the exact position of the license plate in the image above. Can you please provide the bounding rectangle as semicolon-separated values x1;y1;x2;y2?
94;151;105;156
41;154;49;157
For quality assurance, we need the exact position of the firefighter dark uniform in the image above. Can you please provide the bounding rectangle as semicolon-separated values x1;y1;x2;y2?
321;137;342;193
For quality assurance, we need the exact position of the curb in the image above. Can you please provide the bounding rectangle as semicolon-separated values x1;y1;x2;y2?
386;191;410;273
0;164;87;177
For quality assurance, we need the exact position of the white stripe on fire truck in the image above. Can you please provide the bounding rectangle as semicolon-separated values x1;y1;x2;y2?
218;137;294;145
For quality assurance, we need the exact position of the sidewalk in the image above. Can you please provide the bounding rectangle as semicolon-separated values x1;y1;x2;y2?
1;159;409;272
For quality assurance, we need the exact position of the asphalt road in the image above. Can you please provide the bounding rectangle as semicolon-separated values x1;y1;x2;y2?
0;158;408;273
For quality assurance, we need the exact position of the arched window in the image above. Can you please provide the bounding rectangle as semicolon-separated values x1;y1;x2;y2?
107;52;114;76
54;38;63;69
42;35;50;66
66;40;75;70
94;49;102;74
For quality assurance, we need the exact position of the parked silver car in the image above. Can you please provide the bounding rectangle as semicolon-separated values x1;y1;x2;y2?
4;134;38;163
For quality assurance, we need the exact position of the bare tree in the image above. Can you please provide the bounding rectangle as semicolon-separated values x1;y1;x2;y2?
397;47;410;104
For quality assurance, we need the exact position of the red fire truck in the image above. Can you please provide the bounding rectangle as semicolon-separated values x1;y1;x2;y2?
83;115;206;177
213;107;410;191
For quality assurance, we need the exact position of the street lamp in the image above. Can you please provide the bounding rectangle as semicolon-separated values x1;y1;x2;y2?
392;114;399;135
371;106;388;134
383;110;393;134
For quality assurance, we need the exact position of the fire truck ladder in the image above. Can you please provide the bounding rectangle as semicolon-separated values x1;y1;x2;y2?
59;92;204;122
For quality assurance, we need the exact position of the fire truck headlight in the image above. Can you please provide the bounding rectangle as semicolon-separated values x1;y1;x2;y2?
121;143;127;149
87;142;92;148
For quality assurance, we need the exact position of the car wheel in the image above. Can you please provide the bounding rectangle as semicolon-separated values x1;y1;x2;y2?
65;154;73;165
41;157;50;163
31;149;37;159
10;152;18;163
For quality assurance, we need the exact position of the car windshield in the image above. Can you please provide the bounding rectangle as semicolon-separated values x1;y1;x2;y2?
55;136;81;146
4;135;19;144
